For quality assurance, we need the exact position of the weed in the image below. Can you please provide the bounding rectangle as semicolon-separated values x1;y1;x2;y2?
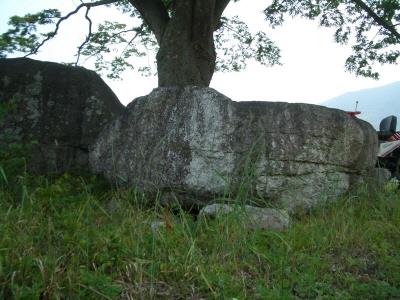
0;124;399;299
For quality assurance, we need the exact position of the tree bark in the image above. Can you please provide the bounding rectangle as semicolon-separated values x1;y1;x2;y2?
157;0;217;86
129;0;231;87
127;0;170;43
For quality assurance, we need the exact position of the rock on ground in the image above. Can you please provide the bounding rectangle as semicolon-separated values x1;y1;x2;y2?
199;203;290;231
90;87;378;212
0;58;124;174
359;167;392;192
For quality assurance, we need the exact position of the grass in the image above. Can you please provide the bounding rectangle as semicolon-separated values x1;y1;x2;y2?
0;119;398;299
0;165;399;300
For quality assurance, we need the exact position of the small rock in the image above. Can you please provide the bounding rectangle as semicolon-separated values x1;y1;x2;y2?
151;220;166;232
198;203;235;216
199;203;290;231
362;167;392;192
106;198;120;214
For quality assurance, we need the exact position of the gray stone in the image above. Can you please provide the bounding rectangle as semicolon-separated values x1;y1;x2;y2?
0;58;124;174
199;203;290;231
360;167;392;192
90;87;378;211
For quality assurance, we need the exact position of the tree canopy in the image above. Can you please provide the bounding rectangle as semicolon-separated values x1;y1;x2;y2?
0;0;399;85
265;0;400;79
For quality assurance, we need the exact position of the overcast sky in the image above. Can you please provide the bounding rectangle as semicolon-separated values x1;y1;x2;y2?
1;0;399;106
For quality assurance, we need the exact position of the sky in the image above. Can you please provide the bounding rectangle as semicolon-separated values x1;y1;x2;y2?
1;0;399;106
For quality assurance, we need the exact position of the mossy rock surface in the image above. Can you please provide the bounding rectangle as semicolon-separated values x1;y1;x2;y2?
90;87;378;211
0;58;124;174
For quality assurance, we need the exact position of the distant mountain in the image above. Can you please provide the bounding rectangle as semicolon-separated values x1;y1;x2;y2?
321;81;400;129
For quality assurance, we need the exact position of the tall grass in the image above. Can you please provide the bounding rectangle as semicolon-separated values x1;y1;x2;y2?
0;169;399;299
0;108;398;299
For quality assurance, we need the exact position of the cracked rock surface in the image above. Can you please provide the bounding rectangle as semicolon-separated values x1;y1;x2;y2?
0;58;124;174
90;87;378;211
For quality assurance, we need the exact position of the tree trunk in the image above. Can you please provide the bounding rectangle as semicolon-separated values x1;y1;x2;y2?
156;0;217;87
156;32;216;87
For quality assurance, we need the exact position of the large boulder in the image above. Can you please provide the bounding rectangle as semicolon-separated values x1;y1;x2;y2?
90;87;378;211
0;58;125;174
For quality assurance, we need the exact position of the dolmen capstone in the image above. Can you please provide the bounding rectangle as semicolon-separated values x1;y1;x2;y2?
0;58;124;174
90;87;378;212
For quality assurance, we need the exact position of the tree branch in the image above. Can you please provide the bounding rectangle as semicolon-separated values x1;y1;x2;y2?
26;0;120;56
214;0;231;30
120;25;146;55
81;28;142;64
352;0;400;39
75;7;93;65
127;0;169;43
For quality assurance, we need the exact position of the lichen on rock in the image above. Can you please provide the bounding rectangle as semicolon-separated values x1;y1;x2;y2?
90;86;378;211
0;57;125;174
